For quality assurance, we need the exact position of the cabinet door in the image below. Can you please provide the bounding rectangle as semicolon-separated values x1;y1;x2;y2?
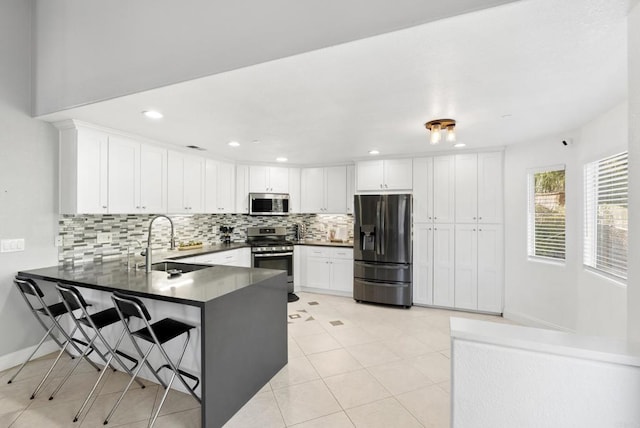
477;152;503;224
139;144;167;213
331;258;354;293
432;224;455;307
107;135;139;214
432;156;455;223
269;167;289;193
325;166;347;213
73;128;108;213
216;161;235;213
477;224;503;313
205;159;218;213
288;168;301;213
413;157;433;223
356;160;384;191
235;165;249;213
383;159;413;190
300;168;325;213
167;151;186;213
455;154;478;223
183;155;205;213
346;165;355;214
306;257;332;289
454;224;478;310
413;223;433;305
249;166;269;192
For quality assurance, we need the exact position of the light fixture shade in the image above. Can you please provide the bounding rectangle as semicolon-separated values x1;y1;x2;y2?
425;119;456;145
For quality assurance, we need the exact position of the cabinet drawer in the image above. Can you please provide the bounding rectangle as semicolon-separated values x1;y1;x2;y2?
307;247;331;257
331;248;353;260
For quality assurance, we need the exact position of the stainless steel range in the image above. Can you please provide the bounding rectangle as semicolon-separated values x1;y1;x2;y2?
246;226;298;302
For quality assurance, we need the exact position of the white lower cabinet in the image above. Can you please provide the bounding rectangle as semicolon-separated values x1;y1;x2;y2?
300;246;353;296
454;224;503;313
178;248;251;268
413;223;456;308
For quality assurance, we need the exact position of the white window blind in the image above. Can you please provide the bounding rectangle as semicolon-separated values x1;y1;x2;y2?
527;167;566;260
584;152;628;280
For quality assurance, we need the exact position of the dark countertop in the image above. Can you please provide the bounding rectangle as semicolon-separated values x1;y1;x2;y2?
18;260;283;308
295;240;354;248
162;242;250;259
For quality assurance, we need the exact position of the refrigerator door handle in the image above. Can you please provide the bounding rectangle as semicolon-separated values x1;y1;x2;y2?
375;200;381;255
380;199;385;255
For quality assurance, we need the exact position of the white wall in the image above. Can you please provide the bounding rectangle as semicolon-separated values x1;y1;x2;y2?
627;1;640;342
504;103;628;337
0;0;59;363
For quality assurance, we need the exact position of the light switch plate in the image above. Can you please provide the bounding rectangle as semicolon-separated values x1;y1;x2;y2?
1;238;25;253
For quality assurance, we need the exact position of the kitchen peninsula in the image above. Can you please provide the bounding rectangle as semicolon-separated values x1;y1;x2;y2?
18;260;288;428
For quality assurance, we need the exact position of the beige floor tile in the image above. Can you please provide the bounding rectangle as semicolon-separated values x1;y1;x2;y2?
381;335;433;359
97;369;151;396
289;411;355;427
80;384;159;427
11;399;87;428
29;370;103;408
359;323;405;340
397;384;450;428
273;379;341;426
152;407;202;428
295;332;342;355
413;328;452;352
307;349;363;378
440;349;451;359
152;386;200;417
328;327;377;348
288;338;305;358
223;390;284;428
345;397;422;428
0;376;42;414
410;352;451;383
345;342;401;368
366;359;433;395
0;353;71;386
436;379;451;393
0;409;22;427
323;369;391;409
287;320;327;338
269;356;319;390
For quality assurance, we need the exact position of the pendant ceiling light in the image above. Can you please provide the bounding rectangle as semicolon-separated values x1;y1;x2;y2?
425;119;456;144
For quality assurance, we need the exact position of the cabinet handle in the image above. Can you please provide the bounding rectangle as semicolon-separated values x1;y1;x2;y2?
380;184;383;189
385;184;388;189
473;229;476;231
479;217;483;220
102;205;107;209
434;217;437;220
473;217;476;220
479;229;483;231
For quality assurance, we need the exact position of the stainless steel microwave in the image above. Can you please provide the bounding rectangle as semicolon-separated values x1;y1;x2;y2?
249;193;290;215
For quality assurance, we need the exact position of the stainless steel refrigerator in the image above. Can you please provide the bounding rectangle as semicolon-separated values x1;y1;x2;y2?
353;194;412;307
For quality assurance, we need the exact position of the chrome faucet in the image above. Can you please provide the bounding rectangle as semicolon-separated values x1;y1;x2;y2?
143;215;176;273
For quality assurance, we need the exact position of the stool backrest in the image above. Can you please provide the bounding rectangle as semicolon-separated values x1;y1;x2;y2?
14;277;44;298
55;283;89;315
112;291;152;321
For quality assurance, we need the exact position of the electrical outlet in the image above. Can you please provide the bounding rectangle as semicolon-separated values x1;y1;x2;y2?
96;232;113;244
55;236;63;247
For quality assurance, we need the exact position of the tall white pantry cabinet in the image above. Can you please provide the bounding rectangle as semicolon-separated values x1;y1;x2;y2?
412;152;504;314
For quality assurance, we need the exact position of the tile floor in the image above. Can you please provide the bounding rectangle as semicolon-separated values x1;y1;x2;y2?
0;292;506;427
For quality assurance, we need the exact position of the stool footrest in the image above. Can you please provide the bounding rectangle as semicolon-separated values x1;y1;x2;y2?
156;364;200;392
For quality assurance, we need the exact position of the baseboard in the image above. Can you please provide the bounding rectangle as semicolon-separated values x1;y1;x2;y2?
502;309;576;333
0;339;60;373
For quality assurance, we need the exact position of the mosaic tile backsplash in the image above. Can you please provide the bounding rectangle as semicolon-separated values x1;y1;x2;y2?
58;213;354;265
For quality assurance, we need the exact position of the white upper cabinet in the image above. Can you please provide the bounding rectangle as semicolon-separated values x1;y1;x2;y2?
346;164;355;214
249;166;289;193
413;157;433;223
300;166;347;213
168;151;205;213
432;156;455;223
205;159;235;213
288;168;301;213
455;152;503;224
356;159;413;192
59;126;109;214
235;164;249;213
108;136;167;214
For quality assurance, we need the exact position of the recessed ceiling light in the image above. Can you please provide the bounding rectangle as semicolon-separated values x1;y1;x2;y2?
369;150;380;155
228;141;240;147
454;143;466;148
276;157;288;162
142;110;163;119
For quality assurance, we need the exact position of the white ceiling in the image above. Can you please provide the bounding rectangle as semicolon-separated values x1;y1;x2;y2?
39;0;629;165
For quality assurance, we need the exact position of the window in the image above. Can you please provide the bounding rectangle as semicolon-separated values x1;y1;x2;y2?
527;167;566;260
584;152;628;280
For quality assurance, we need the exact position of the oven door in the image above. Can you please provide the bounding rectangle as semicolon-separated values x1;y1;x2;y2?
252;251;294;292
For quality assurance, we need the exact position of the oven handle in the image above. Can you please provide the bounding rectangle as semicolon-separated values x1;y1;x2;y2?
253;252;294;258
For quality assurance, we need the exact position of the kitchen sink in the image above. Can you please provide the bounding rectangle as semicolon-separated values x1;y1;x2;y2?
150;261;210;273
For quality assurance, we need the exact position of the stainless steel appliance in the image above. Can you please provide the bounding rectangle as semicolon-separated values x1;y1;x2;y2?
354;194;412;307
249;193;290;216
247;226;298;302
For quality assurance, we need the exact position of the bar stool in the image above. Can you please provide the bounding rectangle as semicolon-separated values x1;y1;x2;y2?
53;283;145;422
105;291;200;427
9;277;100;399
